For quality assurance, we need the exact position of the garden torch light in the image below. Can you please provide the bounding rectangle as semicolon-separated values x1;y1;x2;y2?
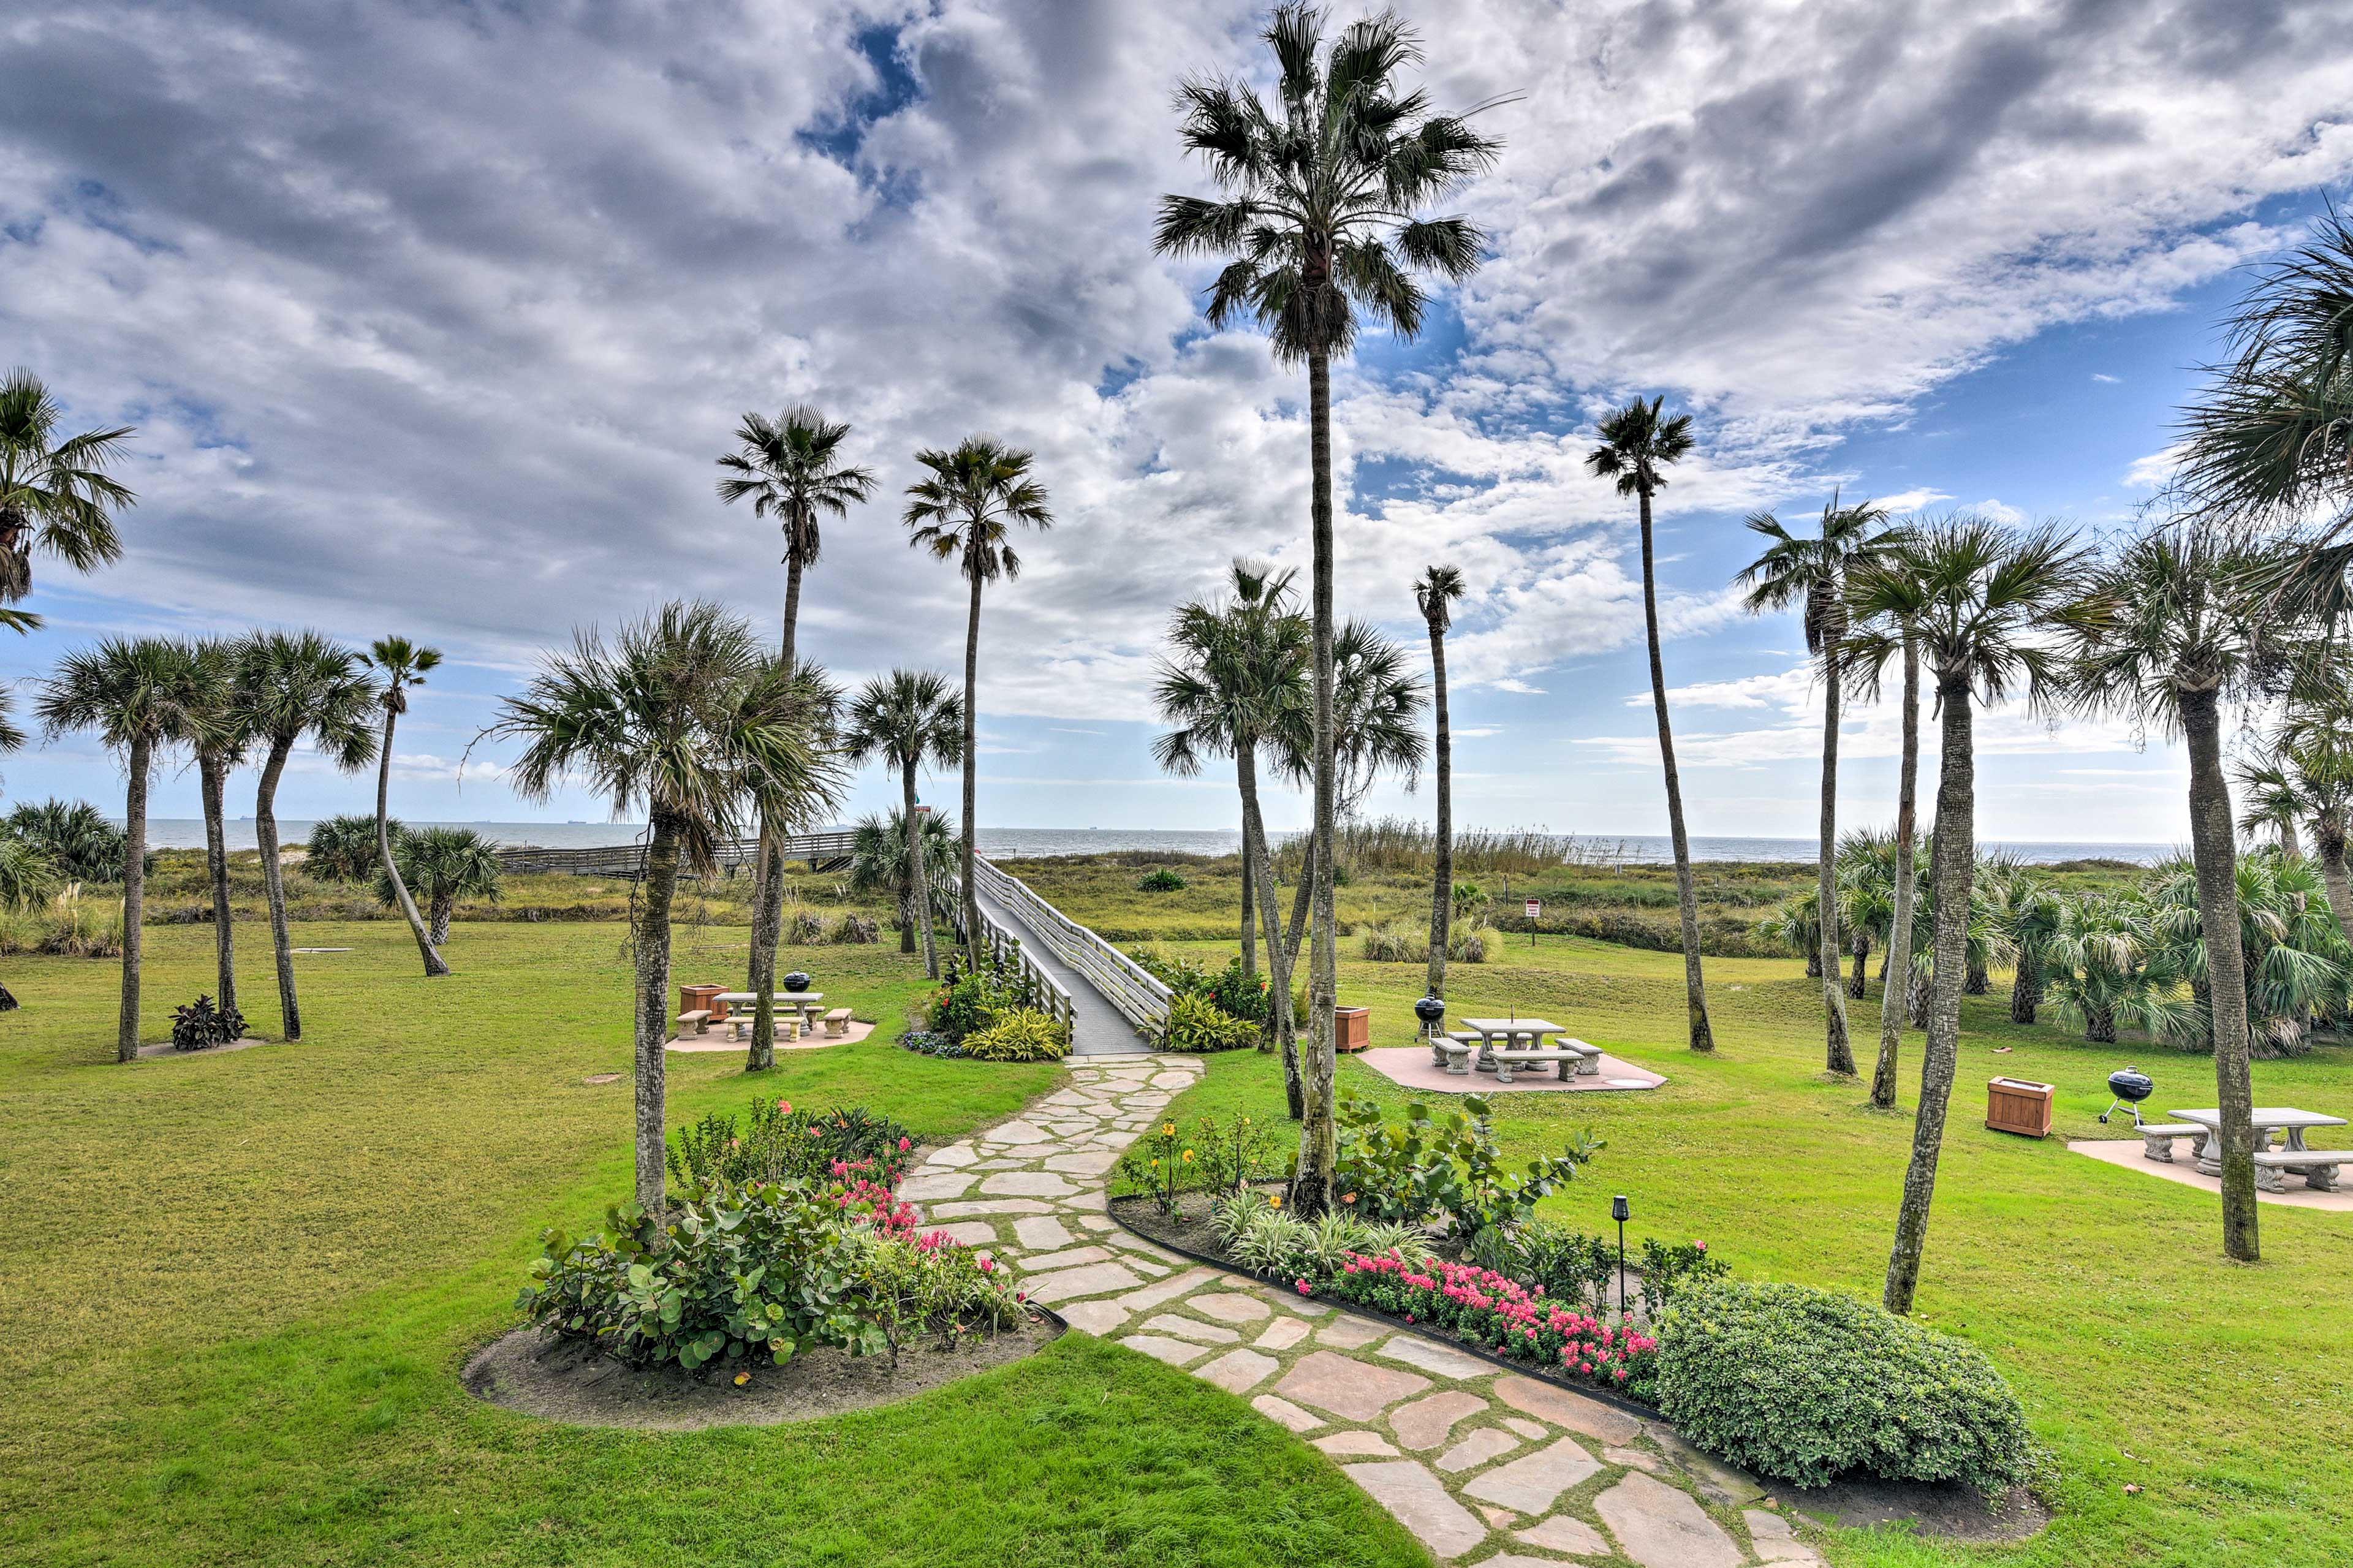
1612;1194;1631;1314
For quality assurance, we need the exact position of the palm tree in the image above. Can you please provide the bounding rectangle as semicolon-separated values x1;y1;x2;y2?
1857;517;2083;1312
2141;850;2349;1056
1845;563;1927;1105
188;638;250;1015
2178;205;2353;528
1755;889;1823;977
841;670;964;981
0;369;132;605
1156;4;1498;1213
2044;890;2194;1045
1415;565;1466;1001
37;638;219;1061
904;437;1052;966
380;826;503;945
363;637;447;979
1737;494;1898;1073
233;634;377;1041
1590;396;1712;1050
2251;658;2353;953
716;405;876;1031
1985;859;2066;1025
846;809;957;955
736;657;841;1072
2063;523;2281;1263
1151;562;1311;1082
491;601;838;1214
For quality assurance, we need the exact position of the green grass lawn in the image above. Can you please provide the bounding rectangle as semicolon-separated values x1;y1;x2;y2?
1148;933;2353;1568
0;922;1423;1567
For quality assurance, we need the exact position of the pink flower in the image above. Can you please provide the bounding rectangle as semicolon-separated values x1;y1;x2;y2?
1295;1280;1312;1296
898;1137;912;1152
979;1257;995;1273
778;1100;792;1114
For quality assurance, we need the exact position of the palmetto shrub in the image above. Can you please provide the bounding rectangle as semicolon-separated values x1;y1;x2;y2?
1135;867;1187;892
1654;1279;2040;1491
4;798;127;882
305;814;395;882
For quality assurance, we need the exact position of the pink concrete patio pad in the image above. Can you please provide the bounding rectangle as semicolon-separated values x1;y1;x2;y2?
1352;1045;1665;1094
2068;1137;2353;1212
667;1020;873;1053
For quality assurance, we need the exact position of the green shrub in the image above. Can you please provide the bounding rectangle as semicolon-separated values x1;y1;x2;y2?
1162;990;1259;1051
1115;1112;1283;1212
4;798;126;882
1483;1221;1615;1314
665;1097;914;1190
963;1007;1070;1061
170;994;246;1051
926;968;1019;1042
1637;1237;1727;1316
1135;868;1188;892
305;814;395;882
1335;1094;1601;1249
1655;1279;2042;1492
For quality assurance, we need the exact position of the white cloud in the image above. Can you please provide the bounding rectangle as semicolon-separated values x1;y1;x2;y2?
2092;372;2122;384
2125;445;2188;489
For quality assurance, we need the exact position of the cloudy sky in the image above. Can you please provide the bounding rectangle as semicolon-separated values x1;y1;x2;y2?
2;0;2349;846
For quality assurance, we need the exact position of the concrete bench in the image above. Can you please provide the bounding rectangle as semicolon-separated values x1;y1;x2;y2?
1492;1043;1599;1085
824;1008;853;1037
1434;1036;1479;1075
2254;1148;2351;1192
2136;1124;2207;1163
675;1009;713;1037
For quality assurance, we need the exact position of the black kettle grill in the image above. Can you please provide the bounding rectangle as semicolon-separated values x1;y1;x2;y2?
1413;994;1448;1040
2098;1066;2155;1127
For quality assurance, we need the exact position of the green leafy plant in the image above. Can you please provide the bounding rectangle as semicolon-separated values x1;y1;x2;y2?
1335;1094;1601;1248
963;1007;1070;1062
1118;1116;1197;1215
1135;867;1188;892
169;993;245;1051
1484;1221;1616;1315
303;814;396;883
665;1098;915;1191
1637;1237;1728;1317
926;967;1020;1043
1654;1279;2044;1491
1162;989;1259;1051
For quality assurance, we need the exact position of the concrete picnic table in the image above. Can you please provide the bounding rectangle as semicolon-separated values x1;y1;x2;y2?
1454;1016;1566;1074
715;992;824;1037
2169;1107;2348;1176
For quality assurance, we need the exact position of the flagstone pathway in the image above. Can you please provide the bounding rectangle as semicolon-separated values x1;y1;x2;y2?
903;1054;1823;1566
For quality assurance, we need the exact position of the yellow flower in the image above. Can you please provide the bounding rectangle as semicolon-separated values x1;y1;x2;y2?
1268;1194;1282;1210
1181;1149;1194;1162
1150;1159;1160;1168
732;1372;750;1387
1163;1122;1176;1137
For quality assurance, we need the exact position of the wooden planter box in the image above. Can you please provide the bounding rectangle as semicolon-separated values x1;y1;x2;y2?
681;983;727;1021
1334;1006;1371;1053
1986;1077;2055;1138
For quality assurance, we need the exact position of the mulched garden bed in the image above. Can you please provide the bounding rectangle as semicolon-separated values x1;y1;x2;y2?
1108;1191;2048;1543
463;1309;1063;1431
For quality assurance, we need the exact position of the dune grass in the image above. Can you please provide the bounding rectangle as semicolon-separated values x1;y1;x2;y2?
0;922;1423;1568
1148;931;2353;1567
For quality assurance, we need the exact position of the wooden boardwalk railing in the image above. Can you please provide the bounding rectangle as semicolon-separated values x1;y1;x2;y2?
495;829;858;878
971;855;1172;1037
931;866;1075;1031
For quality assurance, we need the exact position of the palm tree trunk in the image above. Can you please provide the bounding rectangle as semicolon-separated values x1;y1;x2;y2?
1885;674;1974;1314
376;709;448;978
781;550;805;670
255;738;302;1040
116;733;151;1063
1239;743;1293;1071
960;552;983;969
634;808;681;1216
1426;612;1453;1000
1639;483;1713;1050
1237;752;1256;985
1847;933;1869;999
1819;641;1852;1072
2314;817;2353;956
1805;945;1822;980
199;748;237;1016
1964;959;1990;996
1909;967;1931;1029
2010;954;2040;1025
746;823;786;1072
430;893;453;947
1270;830;1313;1118
1298;345;1339;1213
903;761;939;980
2180;687;2259;1263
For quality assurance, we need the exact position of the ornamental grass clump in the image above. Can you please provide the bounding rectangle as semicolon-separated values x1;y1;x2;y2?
963;1007;1070;1061
1654;1279;2042;1491
1319;1252;1658;1396
1161;989;1259;1051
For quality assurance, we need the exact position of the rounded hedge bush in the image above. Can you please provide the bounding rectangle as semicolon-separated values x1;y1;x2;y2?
1654;1279;2040;1492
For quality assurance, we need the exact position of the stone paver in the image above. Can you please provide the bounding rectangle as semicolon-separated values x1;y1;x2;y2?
1464;1437;1604;1515
1344;1461;1488;1559
1273;1350;1431;1423
1389;1390;1487;1451
1436;1428;1520;1472
1516;1515;1611;1556
1593;1472;1743;1568
895;1045;1752;1566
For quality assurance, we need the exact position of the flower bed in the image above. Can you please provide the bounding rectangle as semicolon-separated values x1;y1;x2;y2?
1315;1252;1658;1400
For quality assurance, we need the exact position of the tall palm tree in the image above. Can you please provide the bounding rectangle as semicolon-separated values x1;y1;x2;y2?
842;670;964;982
0;369;132;605
235;632;377;1040
492;601;838;1214
716;405;877;1028
1588;395;1712;1051
37;638;219;1061
904;437;1052;965
1152;562;1311;1081
380;826;504;945
2178;205;2353;528
2260;711;2353;954
1858;516;2084;1312
1845;566;1928;1106
1156;4;1498;1212
363;637;448;977
188;638;251;1015
1737;494;1898;1074
1415;564;1466;1001
2064;523;2286;1263
737;658;841;1072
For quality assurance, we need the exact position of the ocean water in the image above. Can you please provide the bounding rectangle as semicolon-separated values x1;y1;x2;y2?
137;819;2170;866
